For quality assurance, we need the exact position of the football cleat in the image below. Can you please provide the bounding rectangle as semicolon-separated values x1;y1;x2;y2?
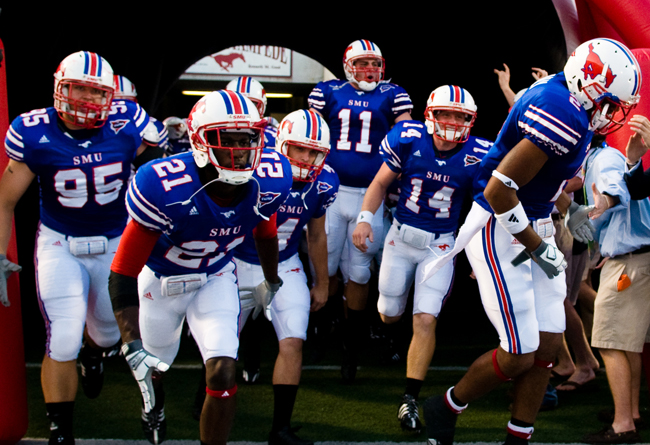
79;342;104;399
48;421;74;445
423;395;458;445
242;367;260;384
141;385;166;444
268;426;314;445
398;394;422;433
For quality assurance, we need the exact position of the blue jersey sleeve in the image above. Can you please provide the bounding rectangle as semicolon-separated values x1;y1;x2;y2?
313;165;340;218
390;84;413;117
125;162;178;235
516;76;589;159
308;81;327;112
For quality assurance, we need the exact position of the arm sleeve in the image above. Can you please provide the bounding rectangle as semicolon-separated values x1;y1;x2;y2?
110;220;161;277
253;213;278;240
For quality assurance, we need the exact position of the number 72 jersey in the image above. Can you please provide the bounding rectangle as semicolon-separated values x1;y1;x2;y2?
4;103;149;237
308;79;413;188
380;121;492;234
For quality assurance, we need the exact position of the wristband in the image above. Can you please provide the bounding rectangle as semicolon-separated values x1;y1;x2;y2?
357;210;374;225
494;202;529;235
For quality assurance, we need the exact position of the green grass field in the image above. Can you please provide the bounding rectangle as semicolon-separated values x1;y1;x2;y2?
23;320;648;444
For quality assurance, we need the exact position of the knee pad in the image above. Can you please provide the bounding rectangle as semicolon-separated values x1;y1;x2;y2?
377;293;404;318
349;264;371;285
48;319;84;361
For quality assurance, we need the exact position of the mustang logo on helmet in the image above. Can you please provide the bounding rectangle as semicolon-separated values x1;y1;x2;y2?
582;43;617;88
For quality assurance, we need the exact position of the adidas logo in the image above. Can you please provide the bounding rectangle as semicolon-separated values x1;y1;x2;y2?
52;240;62;246
505;181;512;187
508;214;519;223
144;292;153;300
189;206;199;215
39;135;50;144
413;150;421;157
221;391;230;397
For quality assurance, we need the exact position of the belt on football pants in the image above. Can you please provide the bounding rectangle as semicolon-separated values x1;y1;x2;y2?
393;220;448;240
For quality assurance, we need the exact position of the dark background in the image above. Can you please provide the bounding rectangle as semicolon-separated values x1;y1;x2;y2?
0;2;568;356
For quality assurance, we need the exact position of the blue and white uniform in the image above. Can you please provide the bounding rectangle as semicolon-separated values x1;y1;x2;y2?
466;72;592;354
309;79;412;284
125;150;292;364
4;102;148;360
235;165;338;340
377;120;489;317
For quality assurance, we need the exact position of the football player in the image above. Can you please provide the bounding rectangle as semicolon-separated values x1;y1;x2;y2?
108;90;292;445
0;51;151;445
113;74;169;165
235;109;338;445
226;76;278;148
308;40;413;382
352;86;490;433
423;38;641;445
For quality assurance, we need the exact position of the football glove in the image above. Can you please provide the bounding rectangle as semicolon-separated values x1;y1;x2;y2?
252;278;283;321
0;254;22;307
511;240;567;279
565;201;596;243
121;339;170;413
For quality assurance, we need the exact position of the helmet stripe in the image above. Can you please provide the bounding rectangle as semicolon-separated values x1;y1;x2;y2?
601;39;641;95
244;77;252;93
303;110;313;139
220;90;249;114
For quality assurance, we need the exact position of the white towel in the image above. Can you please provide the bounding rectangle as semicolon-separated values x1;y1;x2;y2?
421;202;492;283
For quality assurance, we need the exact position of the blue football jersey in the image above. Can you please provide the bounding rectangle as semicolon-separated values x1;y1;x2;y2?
474;72;592;219
234;164;339;264
308;80;413;188
5;103;149;237
125;150;293;277
381;121;491;233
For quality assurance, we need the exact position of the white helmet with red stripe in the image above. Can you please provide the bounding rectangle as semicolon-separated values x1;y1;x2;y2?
564;38;641;134
53;51;115;129
276;109;330;182
424;85;477;143
187;90;264;185
226;76;267;116
113;75;138;102
343;40;385;92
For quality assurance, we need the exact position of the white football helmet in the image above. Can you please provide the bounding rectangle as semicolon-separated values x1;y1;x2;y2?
53;51;115;129
163;116;188;140
187;90;264;185
226;76;267;116
113;75;138;102
564;38;641;134
276;109;330;182
343;40;385;92
425;85;477;143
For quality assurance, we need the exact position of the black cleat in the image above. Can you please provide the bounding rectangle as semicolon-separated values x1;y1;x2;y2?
142;385;166;444
142;405;166;444
268;426;314;445
79;342;104;399
423;395;458;445
48;421;74;445
398;394;422;433
242;367;260;384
